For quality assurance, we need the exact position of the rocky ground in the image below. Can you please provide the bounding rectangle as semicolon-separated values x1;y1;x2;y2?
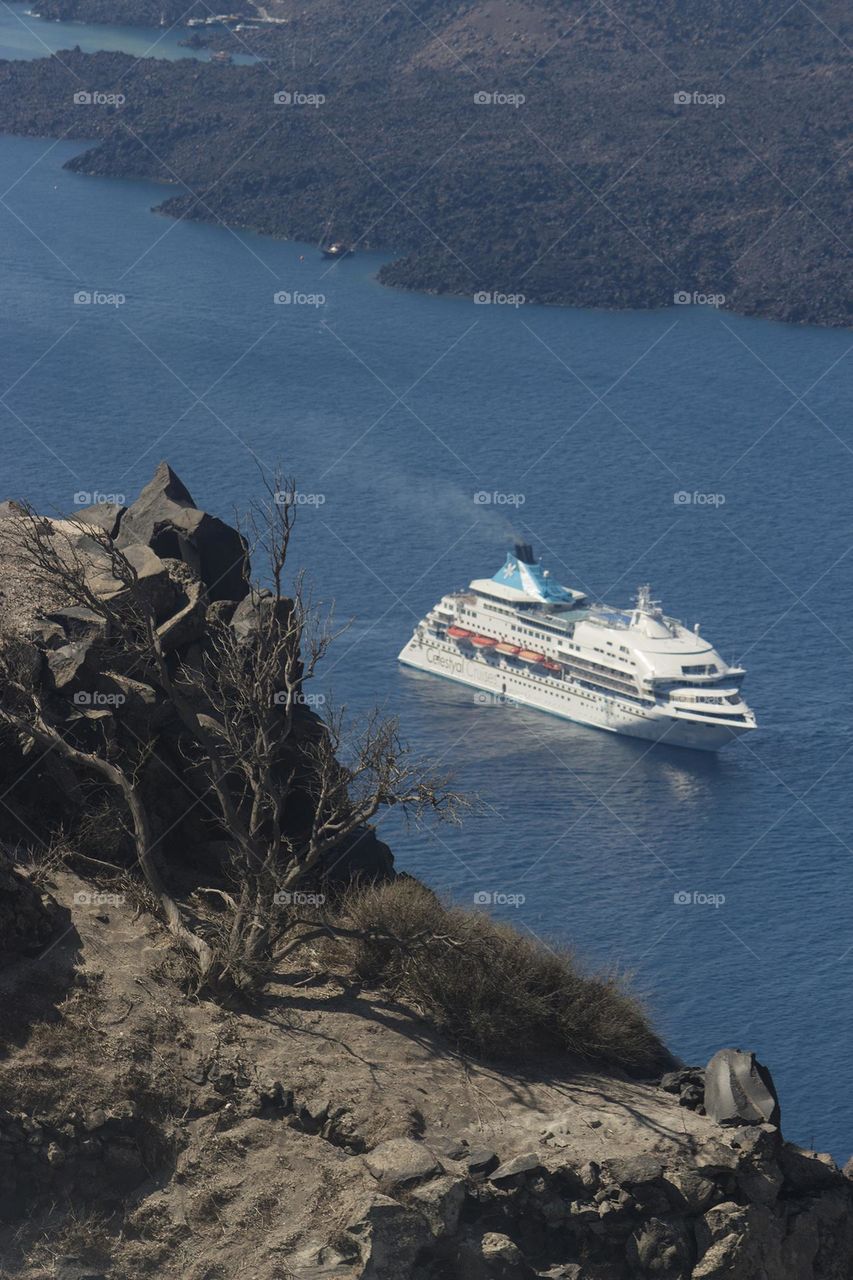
1;860;853;1280
0;472;852;1278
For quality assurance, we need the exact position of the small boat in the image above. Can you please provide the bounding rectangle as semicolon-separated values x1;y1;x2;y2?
471;635;497;648
517;649;545;663
210;49;233;63
447;626;473;640
321;242;353;260
541;659;561;672
494;642;520;655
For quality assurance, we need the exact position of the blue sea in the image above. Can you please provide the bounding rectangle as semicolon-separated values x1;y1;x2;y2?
1;16;851;1159
0;2;256;63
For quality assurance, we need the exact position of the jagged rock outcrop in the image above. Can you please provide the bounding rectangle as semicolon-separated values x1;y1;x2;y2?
116;462;249;603
0;466;394;902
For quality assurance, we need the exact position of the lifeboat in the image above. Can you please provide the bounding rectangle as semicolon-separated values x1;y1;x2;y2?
494;642;520;655
541;659;561;672
517;649;546;663
447;626;473;640
471;635;497;648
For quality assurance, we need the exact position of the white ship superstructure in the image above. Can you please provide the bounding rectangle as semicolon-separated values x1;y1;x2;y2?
398;543;756;751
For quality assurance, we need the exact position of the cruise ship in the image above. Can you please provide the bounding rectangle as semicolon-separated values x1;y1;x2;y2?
398;543;756;751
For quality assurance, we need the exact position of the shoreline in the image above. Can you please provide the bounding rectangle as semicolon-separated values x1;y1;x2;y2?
0;31;849;332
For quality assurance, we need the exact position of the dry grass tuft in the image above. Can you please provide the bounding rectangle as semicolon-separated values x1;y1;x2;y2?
328;877;670;1075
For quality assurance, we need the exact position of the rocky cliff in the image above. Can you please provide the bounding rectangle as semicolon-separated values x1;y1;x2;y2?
0;473;851;1280
1;861;852;1280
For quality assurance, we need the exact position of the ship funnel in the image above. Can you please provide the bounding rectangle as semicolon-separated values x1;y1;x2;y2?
514;541;535;565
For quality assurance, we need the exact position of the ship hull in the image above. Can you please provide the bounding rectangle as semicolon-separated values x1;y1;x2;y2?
399;636;750;752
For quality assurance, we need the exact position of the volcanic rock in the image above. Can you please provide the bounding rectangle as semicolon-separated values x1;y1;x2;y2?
117;462;248;602
704;1049;780;1128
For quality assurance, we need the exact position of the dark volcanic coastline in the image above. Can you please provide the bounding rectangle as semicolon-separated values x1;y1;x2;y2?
0;0;850;326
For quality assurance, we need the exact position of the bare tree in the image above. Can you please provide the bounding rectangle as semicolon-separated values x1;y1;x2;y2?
0;479;461;988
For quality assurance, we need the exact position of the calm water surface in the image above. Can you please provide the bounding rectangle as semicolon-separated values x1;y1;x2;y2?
1;127;851;1158
0;2;257;63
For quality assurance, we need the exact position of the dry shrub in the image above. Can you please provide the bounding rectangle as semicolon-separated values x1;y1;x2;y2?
331;878;670;1075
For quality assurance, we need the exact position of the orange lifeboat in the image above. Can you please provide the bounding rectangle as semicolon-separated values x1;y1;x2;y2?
471;635;497;648
494;642;520;655
541;659;561;672
447;626;473;640
518;649;545;663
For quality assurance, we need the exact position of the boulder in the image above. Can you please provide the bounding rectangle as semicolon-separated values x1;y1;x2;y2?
779;1143;842;1193
693;1202;784;1280
121;543;180;621
457;1231;536;1280
409;1174;466;1236
47;638;100;693
343;1194;432;1279
41;606;105;691
627;1215;694;1278
45;606;106;644
0;499;25;519
117;462;248;603
489;1151;543;1186
731;1125;784;1206
465;1146;500;1177
661;1168;719;1214
660;1067;704;1094
95;672;158;720
205;598;239;628
230;590;292;644
693;1136;742;1176
601;1154;665;1188
704;1049;780;1128
364;1138;440;1188
660;1066;705;1111
74;501;125;539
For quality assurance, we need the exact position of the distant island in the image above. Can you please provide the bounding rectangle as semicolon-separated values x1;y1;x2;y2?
0;0;849;325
